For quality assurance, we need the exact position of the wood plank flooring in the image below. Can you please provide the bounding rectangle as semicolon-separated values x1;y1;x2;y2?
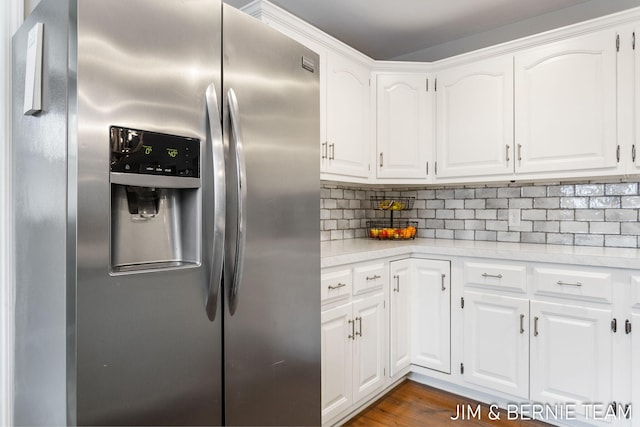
344;381;550;427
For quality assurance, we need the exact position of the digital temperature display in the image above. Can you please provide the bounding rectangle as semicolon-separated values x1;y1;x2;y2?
110;126;200;178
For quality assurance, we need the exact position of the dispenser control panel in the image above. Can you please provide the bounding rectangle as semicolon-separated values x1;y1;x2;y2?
110;126;200;178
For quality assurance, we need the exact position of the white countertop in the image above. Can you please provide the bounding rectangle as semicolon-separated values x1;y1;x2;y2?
321;238;640;269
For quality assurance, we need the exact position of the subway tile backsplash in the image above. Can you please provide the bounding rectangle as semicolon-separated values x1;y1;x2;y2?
320;181;640;248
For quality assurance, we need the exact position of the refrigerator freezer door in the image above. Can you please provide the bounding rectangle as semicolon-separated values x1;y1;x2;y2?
222;5;321;426
75;0;222;425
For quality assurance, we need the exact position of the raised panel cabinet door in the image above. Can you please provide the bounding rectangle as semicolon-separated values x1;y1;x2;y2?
376;73;431;179
411;260;451;373
530;300;612;417
352;292;385;404
320;303;353;422
389;260;412;378
462;291;529;399
325;51;370;178
515;29;619;176
435;55;514;180
633;312;640;427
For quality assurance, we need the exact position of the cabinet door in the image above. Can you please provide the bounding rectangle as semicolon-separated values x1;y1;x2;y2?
463;291;529;399
321;303;353;421
411;260;451;373
530;300;612;416
352;293;385;403
389;260;412;378
632;312;640;427
376;73;431;180
324;51;371;178
515;29;619;177
435;56;514;180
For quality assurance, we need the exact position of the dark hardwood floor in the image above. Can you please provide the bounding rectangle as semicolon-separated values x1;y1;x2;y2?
344;381;550;427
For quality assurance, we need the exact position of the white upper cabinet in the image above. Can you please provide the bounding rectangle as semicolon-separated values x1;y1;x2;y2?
376;73;432;181
514;29;620;177
323;51;371;179
435;56;514;182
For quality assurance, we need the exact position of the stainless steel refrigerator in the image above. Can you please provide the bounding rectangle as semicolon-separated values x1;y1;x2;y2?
11;0;320;425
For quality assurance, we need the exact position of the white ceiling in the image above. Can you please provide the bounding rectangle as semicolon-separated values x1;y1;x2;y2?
225;0;640;60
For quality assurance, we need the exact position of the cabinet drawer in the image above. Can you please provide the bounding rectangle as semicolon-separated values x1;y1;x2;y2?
533;266;612;303
464;261;527;293
353;262;387;294
321;269;352;302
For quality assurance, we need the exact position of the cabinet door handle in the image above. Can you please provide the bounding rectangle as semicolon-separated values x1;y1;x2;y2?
633;144;637;163
328;282;347;290
441;274;446;291
534;316;539;337
626;319;632;334
481;273;503;279
556;280;582;287
518;144;522;161
329;143;335;160
505;144;510;162
321;142;328;159
366;274;381;281
520;314;525;334
379;152;384;168
356;316;362;337
348;319;355;340
393;274;400;292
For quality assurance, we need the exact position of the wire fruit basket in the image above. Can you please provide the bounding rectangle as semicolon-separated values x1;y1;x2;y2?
367;220;418;240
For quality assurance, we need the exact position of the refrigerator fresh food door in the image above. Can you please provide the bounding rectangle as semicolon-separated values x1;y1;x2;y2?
75;0;222;425
222;5;321;426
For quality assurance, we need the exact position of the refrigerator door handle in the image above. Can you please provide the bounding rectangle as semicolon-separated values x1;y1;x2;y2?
227;88;247;315
205;83;225;321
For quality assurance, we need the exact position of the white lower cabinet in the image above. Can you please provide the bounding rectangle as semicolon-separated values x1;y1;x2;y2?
632;312;640;427
321;292;385;423
411;259;451;374
389;260;411;378
462;291;529;399
529;300;613;417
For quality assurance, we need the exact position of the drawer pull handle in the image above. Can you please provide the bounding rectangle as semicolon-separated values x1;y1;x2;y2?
556;280;582;287
328;282;347;290
366;274;381;281
520;314;525;334
481;273;503;279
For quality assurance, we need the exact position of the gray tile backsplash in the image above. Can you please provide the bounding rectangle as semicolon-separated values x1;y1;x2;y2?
320;181;640;248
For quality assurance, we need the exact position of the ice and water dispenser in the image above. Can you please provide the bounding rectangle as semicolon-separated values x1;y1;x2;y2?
110;126;201;272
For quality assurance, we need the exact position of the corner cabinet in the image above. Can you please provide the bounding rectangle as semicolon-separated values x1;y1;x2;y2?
375;73;432;181
514;29;620;178
434;55;514;182
323;51;371;180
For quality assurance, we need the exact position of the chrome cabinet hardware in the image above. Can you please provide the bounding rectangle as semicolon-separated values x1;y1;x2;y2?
379;152;384;168
441;274;446;291
626;319;632;334
392;274;400;292
481;273;502;279
520;314;525;334
518;144;522;161
366;274;381;281
328;282;347;290
505;144;510;162
556;280;582;287
321;142;328;159
534;316;539;336
356;316;362;337
633;144;637;162
611;318;617;333
617;145;621;162
348;319;355;340
329;143;335;160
